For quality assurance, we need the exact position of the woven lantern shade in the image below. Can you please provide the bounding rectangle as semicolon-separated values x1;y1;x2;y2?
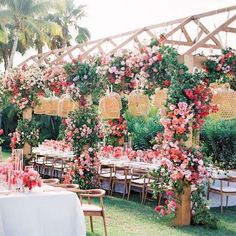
34;97;46;114
58;95;78;118
42;97;60;116
152;88;168;109
211;84;236;120
99;92;121;119
128;90;150;116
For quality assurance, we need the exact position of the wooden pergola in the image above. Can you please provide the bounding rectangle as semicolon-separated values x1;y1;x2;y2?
19;5;236;69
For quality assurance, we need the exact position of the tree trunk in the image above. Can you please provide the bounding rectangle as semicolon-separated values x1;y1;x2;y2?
7;28;20;70
2;47;9;71
38;44;43;54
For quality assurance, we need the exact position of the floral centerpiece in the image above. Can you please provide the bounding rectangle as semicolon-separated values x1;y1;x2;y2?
22;168;42;190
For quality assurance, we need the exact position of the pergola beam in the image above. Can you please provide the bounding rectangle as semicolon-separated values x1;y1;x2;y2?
17;5;236;68
185;14;236;54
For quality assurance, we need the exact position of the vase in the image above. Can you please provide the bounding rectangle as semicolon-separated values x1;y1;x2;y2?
0;146;2;162
174;184;191;226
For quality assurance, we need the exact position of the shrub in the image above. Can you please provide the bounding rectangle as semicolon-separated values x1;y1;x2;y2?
200;118;236;169
127;109;163;150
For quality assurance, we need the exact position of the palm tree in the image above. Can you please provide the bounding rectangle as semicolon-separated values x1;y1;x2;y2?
47;0;90;49
0;0;62;70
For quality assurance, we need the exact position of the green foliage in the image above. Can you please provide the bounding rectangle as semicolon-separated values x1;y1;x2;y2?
64;60;103;103
34;115;61;142
16;119;39;147
200;118;236;169
126;110;163;150
68;106;100;155
191;186;219;229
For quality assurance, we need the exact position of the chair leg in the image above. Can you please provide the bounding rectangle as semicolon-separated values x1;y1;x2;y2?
102;213;108;236
226;196;229;208
89;216;94;232
127;182;131;200
141;187;145;204
110;179;114;196
122;182;126;198
220;193;223;213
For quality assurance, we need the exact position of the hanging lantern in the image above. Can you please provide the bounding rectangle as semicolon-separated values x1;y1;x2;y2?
58;95;78;118
99;92;121;119
211;83;236;120
128;90;150;116
152;88;168;109
49;97;60;116
34;97;46;114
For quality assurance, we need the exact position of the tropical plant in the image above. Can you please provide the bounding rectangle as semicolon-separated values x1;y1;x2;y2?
0;0;61;70
46;0;90;49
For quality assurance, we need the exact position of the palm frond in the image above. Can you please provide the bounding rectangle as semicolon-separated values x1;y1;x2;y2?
75;26;90;44
31;19;62;36
31;0;55;16
0;27;8;43
0;10;14;24
22;19;50;41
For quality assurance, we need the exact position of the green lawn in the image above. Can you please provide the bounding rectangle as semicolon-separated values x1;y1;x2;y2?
86;193;236;236
2;150;11;161
2;151;236;235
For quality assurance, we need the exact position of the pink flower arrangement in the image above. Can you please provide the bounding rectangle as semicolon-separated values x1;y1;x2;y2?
22;168;42;190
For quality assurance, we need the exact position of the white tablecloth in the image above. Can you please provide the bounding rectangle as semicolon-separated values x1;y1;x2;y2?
0;185;86;236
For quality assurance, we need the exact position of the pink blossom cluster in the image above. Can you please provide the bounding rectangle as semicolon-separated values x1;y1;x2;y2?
2;65;45;109
99;145;161;163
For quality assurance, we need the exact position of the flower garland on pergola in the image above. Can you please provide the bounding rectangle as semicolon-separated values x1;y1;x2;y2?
2;39;236;228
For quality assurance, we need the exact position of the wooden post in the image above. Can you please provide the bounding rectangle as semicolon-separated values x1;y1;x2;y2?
174;184;191;226
22;108;33;157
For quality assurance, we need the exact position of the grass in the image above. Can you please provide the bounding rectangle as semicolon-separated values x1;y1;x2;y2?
2;151;236;235
85;193;236;236
2;150;11;161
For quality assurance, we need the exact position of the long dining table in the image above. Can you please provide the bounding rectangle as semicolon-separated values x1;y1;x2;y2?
0;184;86;236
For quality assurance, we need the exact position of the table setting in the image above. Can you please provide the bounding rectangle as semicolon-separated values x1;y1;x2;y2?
0;148;86;236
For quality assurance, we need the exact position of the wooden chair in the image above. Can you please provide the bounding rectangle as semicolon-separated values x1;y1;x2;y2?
144;175;162;205
74;189;108;236
53;183;80;190
112;166;132;198
34;154;45;174
98;164;115;195
42;156;54;178
42;178;60;186
208;176;236;213
51;158;65;182
127;168;148;203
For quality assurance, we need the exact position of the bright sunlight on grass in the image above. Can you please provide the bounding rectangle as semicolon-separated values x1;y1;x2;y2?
85;193;236;236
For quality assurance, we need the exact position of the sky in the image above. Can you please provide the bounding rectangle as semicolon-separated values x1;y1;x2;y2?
15;0;236;65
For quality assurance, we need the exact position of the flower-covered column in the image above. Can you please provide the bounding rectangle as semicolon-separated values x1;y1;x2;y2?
22;108;33;156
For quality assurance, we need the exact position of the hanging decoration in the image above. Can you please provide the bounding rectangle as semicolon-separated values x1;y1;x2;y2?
152;88;168;110
99;90;122;119
128;90;150;116
211;83;236;120
58;95;78;118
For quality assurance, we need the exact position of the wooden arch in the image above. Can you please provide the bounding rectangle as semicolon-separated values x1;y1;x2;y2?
19;5;236;69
